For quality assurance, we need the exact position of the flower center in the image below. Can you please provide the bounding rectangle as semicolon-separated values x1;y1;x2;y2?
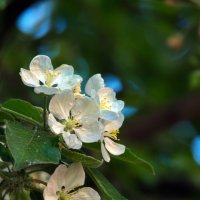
104;129;120;140
100;97;111;110
45;70;61;87
64;118;81;132
56;186;71;200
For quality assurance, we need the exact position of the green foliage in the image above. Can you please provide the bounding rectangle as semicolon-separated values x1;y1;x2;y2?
87;167;128;200
61;148;103;168
1;99;43;126
5;121;60;170
114;147;155;175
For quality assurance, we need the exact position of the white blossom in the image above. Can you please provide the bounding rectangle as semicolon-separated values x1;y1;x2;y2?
85;74;124;121
20;55;82;95
43;163;101;200
48;90;101;149
100;113;125;162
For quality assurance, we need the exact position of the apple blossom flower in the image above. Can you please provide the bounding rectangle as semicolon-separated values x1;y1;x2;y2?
20;55;82;95
85;74;124;121
48;90;101;149
100;113;125;162
43;163;101;200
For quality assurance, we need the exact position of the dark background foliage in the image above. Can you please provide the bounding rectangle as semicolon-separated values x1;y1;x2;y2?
1;0;200;199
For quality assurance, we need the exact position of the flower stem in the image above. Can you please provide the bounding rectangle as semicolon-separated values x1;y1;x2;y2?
43;95;48;130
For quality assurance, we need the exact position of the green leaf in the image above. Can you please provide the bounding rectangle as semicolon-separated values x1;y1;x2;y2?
1;99;43;126
87;168;128;200
84;144;155;175
114;147;155;175
5;121;61;170
61;148;103;168
0;111;14;123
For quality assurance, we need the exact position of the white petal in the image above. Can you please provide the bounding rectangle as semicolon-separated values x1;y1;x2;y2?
71;96;99;120
85;74;105;96
98;87;116;102
48;114;64;134
103;112;124;132
43;164;68;200
62;132;82;149
100;110;118;121
49;90;74;120
74;120;101;143
54;64;74;76
51;64;74;87
64;163;85;192
71;187;101;200
104;137;125;156
59;75;83;91
29;55;53;83
19;68;39;87
111;100;124;112
101;141;110;162
34;86;59;95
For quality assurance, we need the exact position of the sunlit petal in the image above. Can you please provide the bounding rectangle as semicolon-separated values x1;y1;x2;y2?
49;90;74;120
85;74;105;96
104;137;125;156
103;112;124;132
71;96;99;120
19;68;40;87
74;120;101;143
48;113;64;134
29;55;53;83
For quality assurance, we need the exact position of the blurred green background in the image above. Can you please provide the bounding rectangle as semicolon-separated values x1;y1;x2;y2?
1;0;200;199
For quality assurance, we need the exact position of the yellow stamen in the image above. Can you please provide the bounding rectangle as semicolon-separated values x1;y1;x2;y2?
104;129;120;140
64;118;81;132
56;189;71;200
100;97;111;110
45;70;61;87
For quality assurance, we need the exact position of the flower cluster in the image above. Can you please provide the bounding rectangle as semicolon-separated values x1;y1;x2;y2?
20;55;125;162
20;55;126;199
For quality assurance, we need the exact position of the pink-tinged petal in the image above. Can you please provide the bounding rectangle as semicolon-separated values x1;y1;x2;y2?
48;114;64;134
71;187;101;200
34;86;59;95
49;90;74;120
104;137;125;156
29;55;53;83
19;68;39;87
63;163;85;192
62;132;82;150
44;163;85;200
43;164;68;200
85;74;105;96
101;141;110;162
